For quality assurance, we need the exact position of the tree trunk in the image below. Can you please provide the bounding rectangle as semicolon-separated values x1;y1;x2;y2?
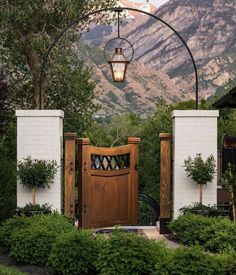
32;188;36;206
15;28;44;109
199;184;203;204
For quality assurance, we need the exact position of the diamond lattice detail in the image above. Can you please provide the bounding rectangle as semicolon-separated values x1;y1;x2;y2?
91;154;130;170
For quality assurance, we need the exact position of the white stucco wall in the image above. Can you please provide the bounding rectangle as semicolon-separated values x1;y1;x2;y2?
172;110;219;219
16;110;64;211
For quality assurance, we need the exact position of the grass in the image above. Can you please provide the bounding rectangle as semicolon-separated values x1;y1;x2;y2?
0;265;26;275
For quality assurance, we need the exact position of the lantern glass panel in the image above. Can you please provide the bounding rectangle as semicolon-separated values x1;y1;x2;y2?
112;62;126;82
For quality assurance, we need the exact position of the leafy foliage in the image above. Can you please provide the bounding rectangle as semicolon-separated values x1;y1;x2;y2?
0;70;10;135
49;230;102;274
154;246;224;275
169;213;216;246
179;202;217;215
0;0;116;134
221;163;236;220
96;231;165;275
17;157;58;190
184;154;216;185
0;215;30;249
16;203;52;213
0;158;16;224
184;153;216;204
8;214;75;265
169;213;236;253
0;265;26;275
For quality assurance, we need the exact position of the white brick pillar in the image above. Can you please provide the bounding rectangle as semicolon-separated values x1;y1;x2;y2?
16;110;64;212
172;110;219;219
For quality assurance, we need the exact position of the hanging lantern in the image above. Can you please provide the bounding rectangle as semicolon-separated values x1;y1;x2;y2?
108;48;129;82
104;9;134;83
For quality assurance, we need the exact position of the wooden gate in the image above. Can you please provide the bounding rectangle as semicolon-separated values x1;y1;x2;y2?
64;134;140;229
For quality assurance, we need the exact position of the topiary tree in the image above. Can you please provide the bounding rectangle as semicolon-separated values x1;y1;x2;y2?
17;157;58;206
184;154;216;204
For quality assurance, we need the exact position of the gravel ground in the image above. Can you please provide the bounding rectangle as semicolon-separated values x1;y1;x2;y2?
0;247;55;275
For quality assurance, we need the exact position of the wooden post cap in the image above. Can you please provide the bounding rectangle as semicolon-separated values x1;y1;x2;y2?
77;138;90;145
159;133;172;139
128;137;141;144
64;133;77;140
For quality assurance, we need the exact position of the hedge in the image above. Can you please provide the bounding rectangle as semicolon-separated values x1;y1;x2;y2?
49;230;102;274
169;213;236;252
0;213;75;265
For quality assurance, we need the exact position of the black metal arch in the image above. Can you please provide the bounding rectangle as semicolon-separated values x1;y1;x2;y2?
39;7;199;109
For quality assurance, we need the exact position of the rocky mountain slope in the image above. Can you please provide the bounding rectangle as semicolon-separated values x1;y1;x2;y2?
80;0;236;115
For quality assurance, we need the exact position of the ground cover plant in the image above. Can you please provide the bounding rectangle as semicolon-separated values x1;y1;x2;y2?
0;265;26;275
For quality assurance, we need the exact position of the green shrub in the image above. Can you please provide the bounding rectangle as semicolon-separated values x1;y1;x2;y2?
154;246;224;275
0;215;30;249
16;202;52;213
0;213;76;264
169;214;236;253
96;231;166;275
0;158;16;223
217;248;236;274
6;214;75;265
169;213;217;245
179;202;217;215
48;230;101;275
203;218;236;252
10;226;55;265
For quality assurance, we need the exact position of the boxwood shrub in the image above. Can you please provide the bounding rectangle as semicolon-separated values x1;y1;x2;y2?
0;215;30;249
154;246;226;275
5;213;75;265
203;218;236;252
169;213;236;253
168;213;220;246
96;231;166;275
48;229;102;274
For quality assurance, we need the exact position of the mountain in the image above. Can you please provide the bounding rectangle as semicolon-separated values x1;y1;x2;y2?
80;0;236;115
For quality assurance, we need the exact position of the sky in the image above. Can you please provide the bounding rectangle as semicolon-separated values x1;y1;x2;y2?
130;0;169;7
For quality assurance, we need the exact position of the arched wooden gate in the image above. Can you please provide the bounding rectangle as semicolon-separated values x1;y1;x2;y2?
64;134;140;229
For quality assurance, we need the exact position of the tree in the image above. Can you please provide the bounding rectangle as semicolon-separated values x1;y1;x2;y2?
184;154;216;204
0;0;115;112
221;163;236;221
0;69;10;135
17;157;58;206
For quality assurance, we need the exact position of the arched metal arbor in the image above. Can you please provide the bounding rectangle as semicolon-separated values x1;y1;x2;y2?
39;7;199;110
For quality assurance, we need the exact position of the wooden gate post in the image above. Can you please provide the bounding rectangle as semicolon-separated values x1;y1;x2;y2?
159;133;172;234
64;133;77;218
128;137;141;225
78;138;90;228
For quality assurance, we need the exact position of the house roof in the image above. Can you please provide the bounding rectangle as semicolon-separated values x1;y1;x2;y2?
213;86;236;108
